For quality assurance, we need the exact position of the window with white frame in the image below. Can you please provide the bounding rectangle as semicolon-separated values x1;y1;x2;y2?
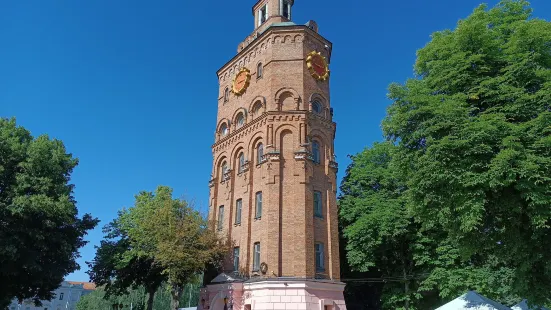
258;5;268;26
255;191;262;219
238;153;245;173
282;0;291;19
257;143;264;164
253;242;261;271
221;161;228;179
220;123;229;137
233;247;240;272
235;199;242;225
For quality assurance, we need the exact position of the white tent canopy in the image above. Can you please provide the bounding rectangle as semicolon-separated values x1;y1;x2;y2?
512;300;550;310
436;291;511;310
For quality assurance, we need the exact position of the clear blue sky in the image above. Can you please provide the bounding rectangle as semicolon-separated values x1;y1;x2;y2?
1;0;550;282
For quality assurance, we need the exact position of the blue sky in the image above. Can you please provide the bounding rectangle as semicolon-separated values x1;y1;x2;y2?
1;0;550;282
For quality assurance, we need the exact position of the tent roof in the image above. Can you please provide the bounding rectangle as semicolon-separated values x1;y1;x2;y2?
436;291;511;310
211;273;238;283
512;300;550;310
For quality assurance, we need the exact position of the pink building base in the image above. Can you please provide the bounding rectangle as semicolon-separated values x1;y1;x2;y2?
198;278;347;310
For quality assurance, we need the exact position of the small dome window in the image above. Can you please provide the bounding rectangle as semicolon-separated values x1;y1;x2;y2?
252;102;263;118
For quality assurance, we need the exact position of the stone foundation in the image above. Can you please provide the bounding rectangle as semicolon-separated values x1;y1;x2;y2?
199;278;347;310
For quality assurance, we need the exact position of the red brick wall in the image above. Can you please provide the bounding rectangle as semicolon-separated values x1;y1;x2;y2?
209;23;340;280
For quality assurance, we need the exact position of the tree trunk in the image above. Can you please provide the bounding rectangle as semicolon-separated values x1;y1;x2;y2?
146;288;155;310
171;285;183;310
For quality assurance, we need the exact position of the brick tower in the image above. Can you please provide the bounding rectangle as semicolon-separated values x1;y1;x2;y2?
200;1;346;309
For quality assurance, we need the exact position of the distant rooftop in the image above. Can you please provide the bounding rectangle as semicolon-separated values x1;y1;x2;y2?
67;281;96;290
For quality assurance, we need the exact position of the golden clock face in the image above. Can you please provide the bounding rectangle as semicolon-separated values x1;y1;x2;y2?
306;51;330;81
232;68;251;95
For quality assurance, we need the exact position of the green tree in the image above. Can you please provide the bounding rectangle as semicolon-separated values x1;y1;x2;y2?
87;216;166;310
120;186;226;310
339;143;518;309
383;0;551;305
339;142;438;309
0;118;98;308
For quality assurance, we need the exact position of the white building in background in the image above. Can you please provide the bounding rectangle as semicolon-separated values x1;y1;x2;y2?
8;281;95;310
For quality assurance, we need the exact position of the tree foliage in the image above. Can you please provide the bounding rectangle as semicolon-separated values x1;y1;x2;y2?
340;143;519;309
119;186;226;310
76;283;200;310
87;217;166;310
340;143;442;309
0;118;98;308
364;0;551;305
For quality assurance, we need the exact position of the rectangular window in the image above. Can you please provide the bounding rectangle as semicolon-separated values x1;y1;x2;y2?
233;247;240;272
235;199;242;225
315;243;325;271
314;191;323;218
253;243;261;271
255;192;262;219
259;5;267;26
59;293;64;301
218;206;224;230
282;1;290;19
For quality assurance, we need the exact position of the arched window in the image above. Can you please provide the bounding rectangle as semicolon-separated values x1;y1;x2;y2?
257;143;264;164
220;123;229;137
312;100;323;114
257;63;263;79
312;141;320;164
252;101;263;118
238;152;245;173
236;113;245;128
224;87;230;103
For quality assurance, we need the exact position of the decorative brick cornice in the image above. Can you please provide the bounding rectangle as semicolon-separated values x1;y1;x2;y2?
218;26;332;83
